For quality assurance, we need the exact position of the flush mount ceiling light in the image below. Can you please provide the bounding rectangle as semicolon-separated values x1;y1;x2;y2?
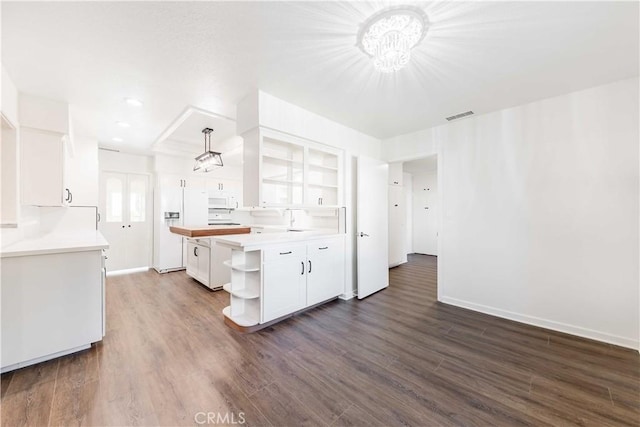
357;7;429;73
193;127;223;172
116;121;130;128
112;137;123;142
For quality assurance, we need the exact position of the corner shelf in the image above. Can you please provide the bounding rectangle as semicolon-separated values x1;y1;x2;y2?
223;283;260;299
223;260;260;272
223;306;259;327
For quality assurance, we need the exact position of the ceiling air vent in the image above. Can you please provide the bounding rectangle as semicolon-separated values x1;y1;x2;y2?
445;110;474;121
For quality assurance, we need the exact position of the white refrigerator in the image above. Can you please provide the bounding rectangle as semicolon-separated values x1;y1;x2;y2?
154;185;208;273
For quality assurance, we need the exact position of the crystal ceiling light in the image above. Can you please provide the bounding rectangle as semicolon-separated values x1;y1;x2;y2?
194;128;223;172
357;7;428;73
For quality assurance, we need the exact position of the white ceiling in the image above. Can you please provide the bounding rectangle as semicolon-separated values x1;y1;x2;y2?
2;1;638;150
167;111;237;148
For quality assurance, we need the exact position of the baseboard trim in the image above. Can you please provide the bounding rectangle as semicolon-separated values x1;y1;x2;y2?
339;290;355;301
440;296;639;351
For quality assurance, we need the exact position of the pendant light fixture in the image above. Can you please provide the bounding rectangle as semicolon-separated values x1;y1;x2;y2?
193;127;223;172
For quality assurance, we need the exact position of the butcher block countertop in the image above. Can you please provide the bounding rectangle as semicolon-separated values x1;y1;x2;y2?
169;225;252;238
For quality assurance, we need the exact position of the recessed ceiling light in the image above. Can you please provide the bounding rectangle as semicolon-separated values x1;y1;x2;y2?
357;7;429;73
116;121;130;128
125;97;143;107
112;137;123;142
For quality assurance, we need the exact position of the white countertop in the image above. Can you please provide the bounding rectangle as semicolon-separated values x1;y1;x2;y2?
0;231;109;258
212;229;342;251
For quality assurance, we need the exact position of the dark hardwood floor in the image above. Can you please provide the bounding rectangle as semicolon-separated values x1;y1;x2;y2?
2;254;638;426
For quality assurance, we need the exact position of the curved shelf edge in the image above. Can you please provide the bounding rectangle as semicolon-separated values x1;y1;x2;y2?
223;283;260;299
223;260;260;272
222;306;259;328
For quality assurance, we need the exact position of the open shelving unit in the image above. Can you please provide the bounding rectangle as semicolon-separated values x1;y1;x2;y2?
306;147;339;206
243;128;344;208
222;250;262;327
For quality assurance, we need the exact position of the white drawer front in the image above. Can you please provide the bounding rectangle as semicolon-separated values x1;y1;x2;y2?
263;245;306;263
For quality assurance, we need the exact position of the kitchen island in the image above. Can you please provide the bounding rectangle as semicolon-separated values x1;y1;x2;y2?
170;225;252;290
169;224;251;238
213;231;346;332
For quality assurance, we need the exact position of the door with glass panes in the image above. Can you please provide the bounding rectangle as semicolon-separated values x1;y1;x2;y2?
99;172;151;272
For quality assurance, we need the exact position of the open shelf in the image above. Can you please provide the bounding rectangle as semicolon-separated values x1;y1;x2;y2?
223;306;259;327
223;283;260;299
308;183;339;189
223;260;260;272
263;154;303;166
263;178;303;186
309;163;339;172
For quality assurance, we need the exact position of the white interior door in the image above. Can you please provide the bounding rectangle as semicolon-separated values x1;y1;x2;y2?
99;172;151;271
413;171;438;255
356;156;389;299
126;174;151;268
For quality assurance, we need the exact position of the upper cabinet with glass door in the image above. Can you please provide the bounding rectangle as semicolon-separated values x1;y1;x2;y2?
243;128;343;208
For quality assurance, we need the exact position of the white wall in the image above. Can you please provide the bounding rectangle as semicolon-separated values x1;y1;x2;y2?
404;173;413;254
256;91;382;159
99;150;153;174
383;77;639;349
1;65;19;127
1;65;19;226
383;126;439;163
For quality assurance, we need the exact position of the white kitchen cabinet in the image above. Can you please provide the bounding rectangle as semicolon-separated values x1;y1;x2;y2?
159;174;207;190
21;128;73;206
1;249;105;372
389;162;403;186
262;245;307;322
306;237;345;306
186;240;210;286
242;128;343;208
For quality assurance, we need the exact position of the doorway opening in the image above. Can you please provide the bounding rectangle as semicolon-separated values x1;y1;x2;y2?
387;154;439;294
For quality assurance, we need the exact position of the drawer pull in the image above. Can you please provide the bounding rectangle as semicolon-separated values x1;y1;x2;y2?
319;246;328;250
301;261;305;275
280;251;292;255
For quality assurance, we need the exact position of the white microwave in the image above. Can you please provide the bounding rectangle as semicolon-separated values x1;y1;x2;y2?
208;191;237;209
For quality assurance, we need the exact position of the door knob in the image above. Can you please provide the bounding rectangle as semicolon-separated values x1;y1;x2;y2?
359;232;370;237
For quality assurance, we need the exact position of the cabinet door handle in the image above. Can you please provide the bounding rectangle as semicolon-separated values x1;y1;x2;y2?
68;191;73;203
308;260;312;274
65;188;70;202
236;201;239;209
319;246;328;250
301;261;305;275
279;251;292;255
194;247;198;256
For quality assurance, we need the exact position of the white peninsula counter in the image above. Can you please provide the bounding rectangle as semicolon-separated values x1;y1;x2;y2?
213;231;346;331
1;231;108;372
